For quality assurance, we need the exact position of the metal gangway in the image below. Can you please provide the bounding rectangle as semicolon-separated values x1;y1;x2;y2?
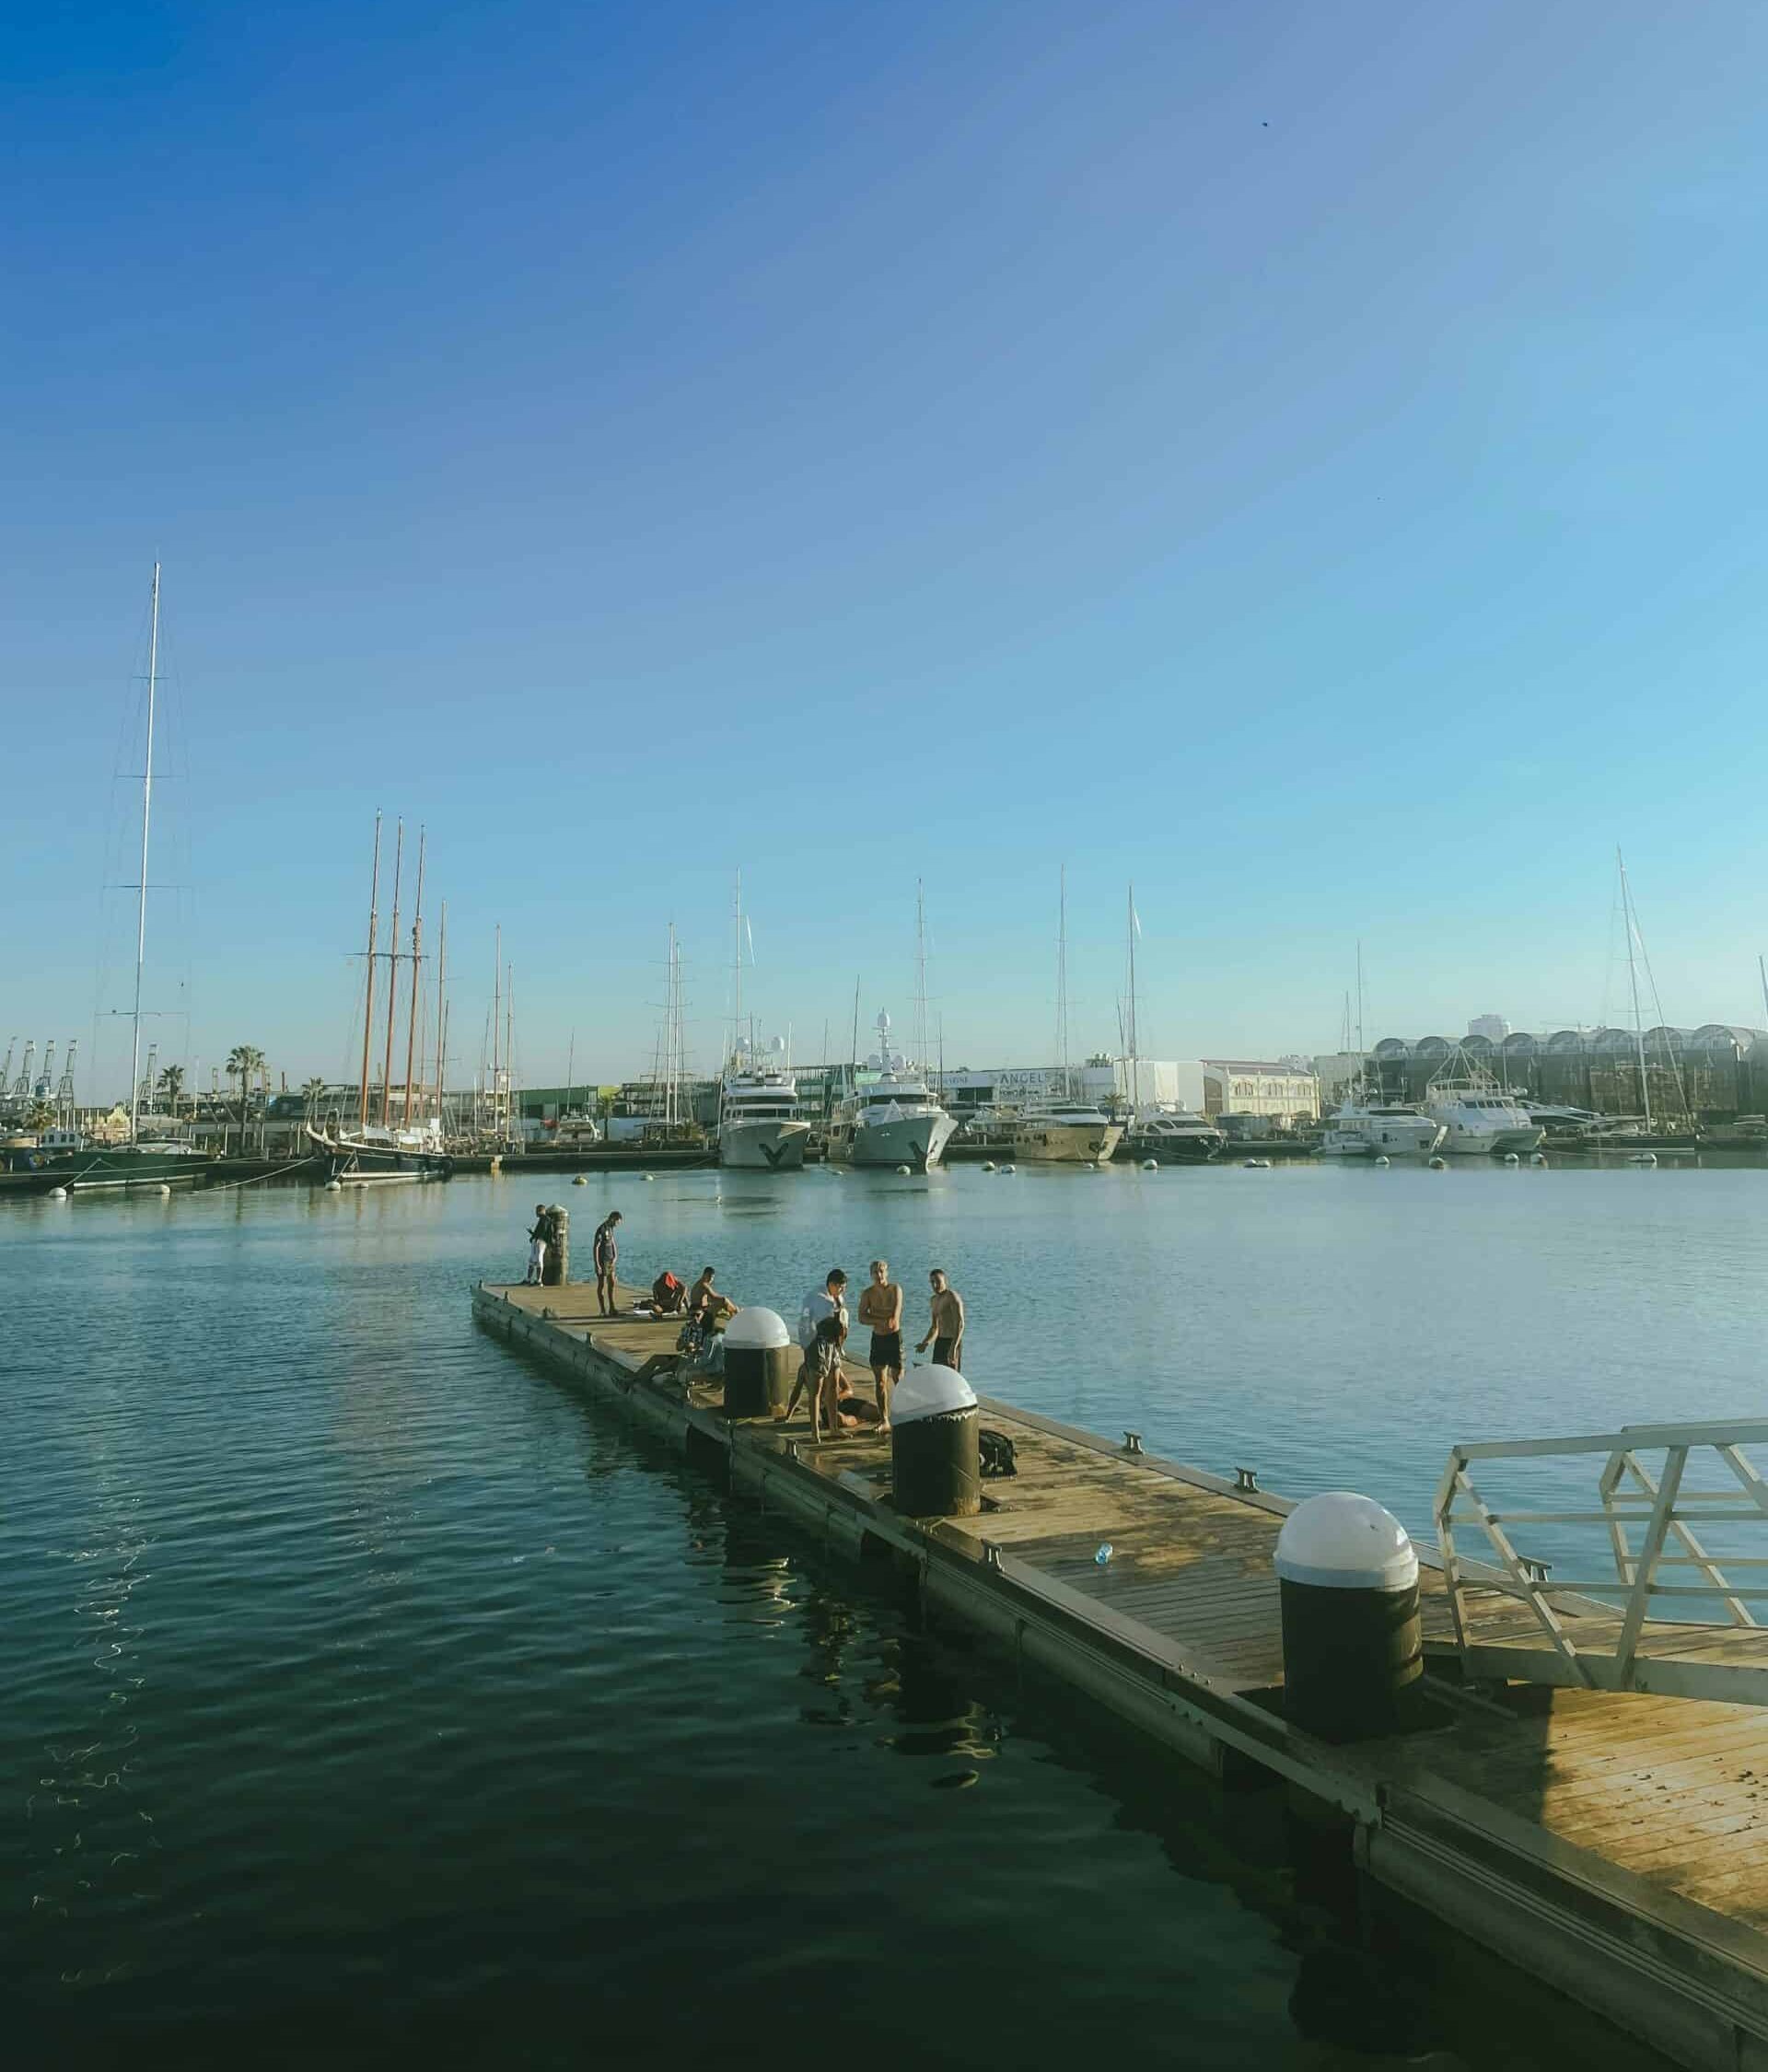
1435;1419;1768;1704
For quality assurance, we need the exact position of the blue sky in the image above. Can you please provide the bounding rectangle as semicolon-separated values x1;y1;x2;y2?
6;2;1768;1095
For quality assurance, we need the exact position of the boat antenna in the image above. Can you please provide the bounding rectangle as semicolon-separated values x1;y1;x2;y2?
379;818;404;1125
358;810;382;1132
850;973;861;1072
1760;954;1768;1029
401;825;425;1134
129;564;160;1146
1619;847;1651;1133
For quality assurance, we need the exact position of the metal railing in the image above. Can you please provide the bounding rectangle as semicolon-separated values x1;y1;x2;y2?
1435;1420;1768;1692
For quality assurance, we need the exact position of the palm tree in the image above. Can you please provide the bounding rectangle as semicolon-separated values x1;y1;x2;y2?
157;1064;185;1112
300;1077;329;1131
226;1045;265;1156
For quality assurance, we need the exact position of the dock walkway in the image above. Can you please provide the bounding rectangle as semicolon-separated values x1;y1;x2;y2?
473;1277;1768;2072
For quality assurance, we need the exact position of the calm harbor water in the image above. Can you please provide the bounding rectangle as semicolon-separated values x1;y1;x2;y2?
8;1160;1758;2066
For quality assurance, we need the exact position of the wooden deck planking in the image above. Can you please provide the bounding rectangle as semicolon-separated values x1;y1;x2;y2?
477;1278;1768;2059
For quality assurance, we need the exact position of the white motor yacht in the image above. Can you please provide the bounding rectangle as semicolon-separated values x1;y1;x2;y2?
1122;1108;1224;1163
826;1016;957;1171
1320;1099;1445;1158
1423;1050;1545;1156
719;1040;812;1170
1010;1096;1122;1164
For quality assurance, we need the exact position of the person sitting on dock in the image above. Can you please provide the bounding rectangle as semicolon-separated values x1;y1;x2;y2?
916;1269;965;1373
688;1265;737;1330
592;1210;622;1316
650;1270;687;1316
858;1258;903;1432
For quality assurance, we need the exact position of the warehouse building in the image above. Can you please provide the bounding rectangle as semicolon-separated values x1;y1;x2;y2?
1367;1027;1768;1121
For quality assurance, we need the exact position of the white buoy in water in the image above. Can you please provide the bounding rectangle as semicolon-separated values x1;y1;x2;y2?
644;1173;655;1182
1084;1160;1098;1170
573;1174;587;1186
1243;1158;1271;1170
1531;1152;1548;1167
1001;1163;1017;1174
1503;1151;1520;1166
1428;1156;1447;1170
1141;1158;1158;1171
157;1183;172;1197
325;1178;343;1192
896;1164;912;1175
48;1186;68;1201
982;1160;996;1173
1374;1156;1390;1168
1628;1151;1658;1168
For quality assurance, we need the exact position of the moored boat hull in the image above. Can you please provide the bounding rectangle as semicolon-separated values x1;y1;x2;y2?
719;1120;813;1170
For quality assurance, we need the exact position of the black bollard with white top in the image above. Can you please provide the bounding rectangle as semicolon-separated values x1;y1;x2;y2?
720;1307;794;1420
1274;1492;1422;1742
890;1365;982;1518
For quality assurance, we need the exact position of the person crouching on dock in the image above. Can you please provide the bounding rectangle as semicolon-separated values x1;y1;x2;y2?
787;1314;852;1444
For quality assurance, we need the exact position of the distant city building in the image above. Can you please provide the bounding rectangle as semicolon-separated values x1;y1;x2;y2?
1468;1014;1510;1042
1312;1052;1367;1104
936;1059;1204;1116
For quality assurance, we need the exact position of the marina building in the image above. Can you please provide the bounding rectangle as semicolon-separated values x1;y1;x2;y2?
1368;1027;1768;1120
1200;1060;1320;1127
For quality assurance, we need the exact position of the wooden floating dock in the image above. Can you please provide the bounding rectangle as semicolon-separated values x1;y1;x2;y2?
473;1277;1768;2072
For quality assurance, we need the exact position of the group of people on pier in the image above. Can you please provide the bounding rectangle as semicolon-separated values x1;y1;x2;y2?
518;1206;967;1444
786;1261;966;1443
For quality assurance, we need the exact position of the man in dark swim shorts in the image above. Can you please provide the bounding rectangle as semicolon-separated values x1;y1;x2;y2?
917;1267;965;1373
857;1257;903;1430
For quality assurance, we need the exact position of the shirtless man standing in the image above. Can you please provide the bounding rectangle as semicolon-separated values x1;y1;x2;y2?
916;1268;965;1373
857;1258;903;1430
592;1210;622;1317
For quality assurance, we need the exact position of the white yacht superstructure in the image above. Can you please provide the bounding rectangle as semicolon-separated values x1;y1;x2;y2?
1423;1051;1544;1156
827;1015;957;1170
1320;1099;1445;1158
1124;1109;1224;1162
720;1039;812;1170
1011;1098;1122;1164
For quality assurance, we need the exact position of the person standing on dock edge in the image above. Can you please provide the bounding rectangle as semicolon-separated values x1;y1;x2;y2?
593;1210;622;1316
917;1269;965;1372
526;1205;552;1284
858;1258;902;1431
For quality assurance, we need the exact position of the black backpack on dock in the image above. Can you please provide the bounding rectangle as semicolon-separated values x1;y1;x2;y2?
978;1428;1018;1479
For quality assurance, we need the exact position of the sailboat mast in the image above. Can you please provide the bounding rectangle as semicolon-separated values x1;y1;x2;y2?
1759;954;1768;1029
357;811;382;1131
379;818;404;1125
1055;865;1070;1097
129;563;160;1145
1125;882;1139;1113
401;826;425;1132
1355;939;1366;1055
731;870;743;1067
1619;847;1652;1131
914;879;929;1070
492;925;502;1143
432;900;448;1126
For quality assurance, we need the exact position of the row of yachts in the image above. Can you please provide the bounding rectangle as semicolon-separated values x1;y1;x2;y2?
723;1032;1551;1173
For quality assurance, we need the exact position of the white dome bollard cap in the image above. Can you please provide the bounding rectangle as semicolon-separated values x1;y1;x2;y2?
890;1365;977;1425
1274;1492;1417;1591
722;1306;790;1350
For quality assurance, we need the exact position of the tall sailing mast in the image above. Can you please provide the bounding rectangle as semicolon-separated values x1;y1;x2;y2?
432;900;448;1130
379;819;404;1125
491;925;502;1144
358;811;382;1131
1618;847;1652;1132
128;564;160;1146
913;879;930;1072
1123;882;1140;1114
1055;865;1071;1100
731;869;744;1071
401;826;425;1130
